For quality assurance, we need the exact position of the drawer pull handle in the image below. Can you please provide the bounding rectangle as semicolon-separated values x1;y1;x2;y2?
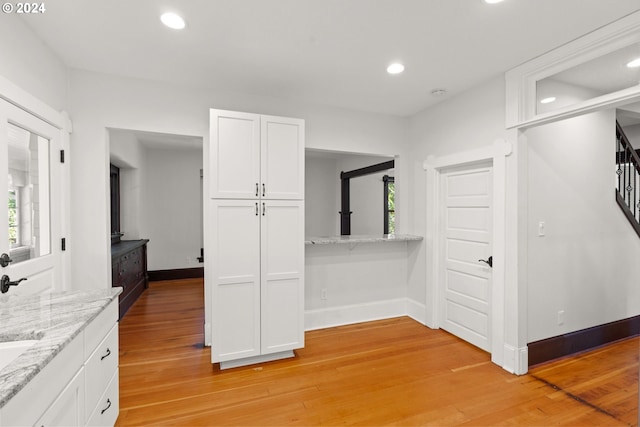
101;398;112;414
101;348;112;360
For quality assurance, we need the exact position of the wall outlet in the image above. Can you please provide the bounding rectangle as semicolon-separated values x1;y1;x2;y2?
557;310;565;325
321;288;328;300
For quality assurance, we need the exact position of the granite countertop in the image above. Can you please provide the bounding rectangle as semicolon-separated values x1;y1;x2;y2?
305;234;424;245
0;288;122;408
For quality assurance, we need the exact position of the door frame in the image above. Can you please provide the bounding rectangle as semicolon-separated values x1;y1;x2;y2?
0;74;72;291
424;139;512;371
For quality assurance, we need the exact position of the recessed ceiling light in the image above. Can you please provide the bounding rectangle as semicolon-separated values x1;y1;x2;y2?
387;63;405;75
540;97;556;104
627;57;640;68
161;12;185;30
484;0;505;4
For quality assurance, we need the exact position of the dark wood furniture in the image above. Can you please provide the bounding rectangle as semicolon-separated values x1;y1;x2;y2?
111;239;149;319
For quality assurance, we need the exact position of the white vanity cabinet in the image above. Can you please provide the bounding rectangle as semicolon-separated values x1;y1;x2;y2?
0;299;119;427
84;303;119;426
208;109;305;369
209;110;304;200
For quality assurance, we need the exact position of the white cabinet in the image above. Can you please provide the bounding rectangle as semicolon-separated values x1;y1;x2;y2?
35;368;86;427
208;109;304;369
260;201;305;354
0;299;119;426
210;199;261;362
85;324;119;426
210;110;304;200
209;200;304;367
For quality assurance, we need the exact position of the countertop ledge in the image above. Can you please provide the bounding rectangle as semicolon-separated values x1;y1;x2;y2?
0;288;122;408
305;234;423;245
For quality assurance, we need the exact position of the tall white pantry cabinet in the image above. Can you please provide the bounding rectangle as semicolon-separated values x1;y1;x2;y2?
208;109;305;369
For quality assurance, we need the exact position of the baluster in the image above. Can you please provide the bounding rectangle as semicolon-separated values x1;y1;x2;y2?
627;147;631;207
617;135;622;194
623;147;627;204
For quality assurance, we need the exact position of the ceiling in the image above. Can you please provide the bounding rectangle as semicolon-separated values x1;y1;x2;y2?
20;0;640;117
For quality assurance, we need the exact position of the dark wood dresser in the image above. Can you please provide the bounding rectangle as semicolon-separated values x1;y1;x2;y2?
111;239;149;319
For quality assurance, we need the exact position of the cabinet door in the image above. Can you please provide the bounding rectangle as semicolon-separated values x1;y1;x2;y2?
261;115;304;200
210;109;260;199
35;368;85;427
210;199;261;362
260;200;305;354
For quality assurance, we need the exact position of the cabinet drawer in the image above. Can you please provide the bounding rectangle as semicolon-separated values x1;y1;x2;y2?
85;323;118;417
86;369;119;427
84;299;117;357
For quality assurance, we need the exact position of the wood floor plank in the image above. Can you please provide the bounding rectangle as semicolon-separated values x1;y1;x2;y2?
116;280;638;426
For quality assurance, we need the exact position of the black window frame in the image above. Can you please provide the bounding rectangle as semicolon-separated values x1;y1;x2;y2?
383;175;395;234
110;164;121;243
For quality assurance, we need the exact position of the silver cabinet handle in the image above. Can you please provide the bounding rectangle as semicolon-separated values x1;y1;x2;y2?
262;202;266;216
255;203;259;216
255;183;259;197
262;183;266;197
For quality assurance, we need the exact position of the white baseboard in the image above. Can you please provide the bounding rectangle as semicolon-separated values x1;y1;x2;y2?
305;298;426;331
501;344;528;375
406;298;427;326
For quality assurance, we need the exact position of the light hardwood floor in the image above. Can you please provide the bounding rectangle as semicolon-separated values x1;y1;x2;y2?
116;279;638;426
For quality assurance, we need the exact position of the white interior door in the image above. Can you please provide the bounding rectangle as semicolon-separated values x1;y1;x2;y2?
439;164;493;352
0;99;63;295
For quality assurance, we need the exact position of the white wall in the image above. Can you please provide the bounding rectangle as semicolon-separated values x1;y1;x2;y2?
140;146;203;271
0;16;67;111
109;129;145;240
623;123;640;148
67;69;409;289
305;155;339;237
525;110;640;342
408;77;509;306
305;241;415;329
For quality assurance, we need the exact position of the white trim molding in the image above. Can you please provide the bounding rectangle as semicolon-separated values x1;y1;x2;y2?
503;344;528;375
0;74;70;131
304;298;425;331
505;10;640;129
423;139;516;373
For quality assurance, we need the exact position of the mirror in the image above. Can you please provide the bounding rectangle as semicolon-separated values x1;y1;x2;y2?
7;122;51;263
536;41;640;115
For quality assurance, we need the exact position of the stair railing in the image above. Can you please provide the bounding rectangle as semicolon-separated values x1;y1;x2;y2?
615;121;640;238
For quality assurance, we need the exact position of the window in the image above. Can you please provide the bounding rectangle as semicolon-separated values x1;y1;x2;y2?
383;175;395;234
8;188;18;246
